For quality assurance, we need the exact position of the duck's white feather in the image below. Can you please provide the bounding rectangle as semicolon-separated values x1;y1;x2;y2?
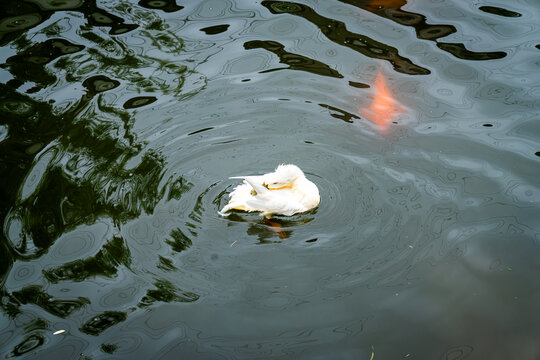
219;164;320;218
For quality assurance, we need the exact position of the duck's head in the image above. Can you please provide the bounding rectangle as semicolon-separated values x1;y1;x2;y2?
263;164;305;190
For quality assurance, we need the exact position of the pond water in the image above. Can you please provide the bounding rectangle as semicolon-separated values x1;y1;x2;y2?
1;0;540;358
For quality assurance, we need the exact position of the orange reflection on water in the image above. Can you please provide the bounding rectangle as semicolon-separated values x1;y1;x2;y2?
359;69;405;134
365;0;406;10
264;218;288;239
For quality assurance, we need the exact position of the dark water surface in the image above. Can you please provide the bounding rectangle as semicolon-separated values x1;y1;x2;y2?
1;0;539;358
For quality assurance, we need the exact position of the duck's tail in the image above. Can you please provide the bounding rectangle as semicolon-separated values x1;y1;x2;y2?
219;202;241;216
218;208;230;217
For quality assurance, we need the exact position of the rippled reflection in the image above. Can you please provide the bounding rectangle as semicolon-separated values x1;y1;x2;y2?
319;103;360;123
339;0;507;60
244;40;344;78
166;228;193;252
200;24;230;35
11;334;45;357
0;11;200;347
80;311;127;336
138;0;184;13
43;236;131;283
262;1;431;75
138;279;199;307
479;6;522;18
437;42;506;61
123;96;158;109
2;39;85;91
0;0;539;357
0;0;137;46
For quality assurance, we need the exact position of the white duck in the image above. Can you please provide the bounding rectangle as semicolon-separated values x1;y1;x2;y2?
219;164;320;218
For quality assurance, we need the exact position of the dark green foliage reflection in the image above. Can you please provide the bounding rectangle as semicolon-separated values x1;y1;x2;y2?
80;311;127;336
2;285;90;318
262;1;431;75
2;39;85;91
244;40;344;78
139;279;199;307
263;0;506;64
0;0;200;345
18;286;90;318
336;0;507;60
479;6;522;17
138;0;184;13
166;228;193;253
0;0;138;46
101;343;118;354
200;24;230;35
11;335;44;357
43;237;131;283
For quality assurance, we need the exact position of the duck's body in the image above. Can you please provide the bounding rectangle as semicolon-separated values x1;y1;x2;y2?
219;164;320;217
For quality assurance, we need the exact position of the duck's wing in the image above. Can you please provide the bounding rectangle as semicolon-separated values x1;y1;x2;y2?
245;196;290;216
229;176;269;196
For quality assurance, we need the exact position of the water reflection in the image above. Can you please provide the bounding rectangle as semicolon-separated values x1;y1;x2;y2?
0;0;539;357
244;40;344;78
262;1;431;75
359;69;405;134
225;213;286;243
0;78;197;346
11;334;45;357
123;96;158;109
166;228;193;253
437;42;506;61
80;311;127;336
478;6;522;18
225;213;315;243
9;285;90;318
138;0;184;13
43;236;131;283
339;0;507;60
138;279;199;307
200;24;230;35
0;7;201;344
342;0;456;41
319;103;360;123
82;75;120;95
101;343;118;354
2;39;85;91
2;17;198;104
0;0;137;45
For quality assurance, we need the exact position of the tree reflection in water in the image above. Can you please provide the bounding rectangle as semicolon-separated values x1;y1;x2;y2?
0;0;519;356
0;0;200;351
338;0;507;60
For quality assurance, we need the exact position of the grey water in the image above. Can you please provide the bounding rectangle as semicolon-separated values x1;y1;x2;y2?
0;0;539;358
